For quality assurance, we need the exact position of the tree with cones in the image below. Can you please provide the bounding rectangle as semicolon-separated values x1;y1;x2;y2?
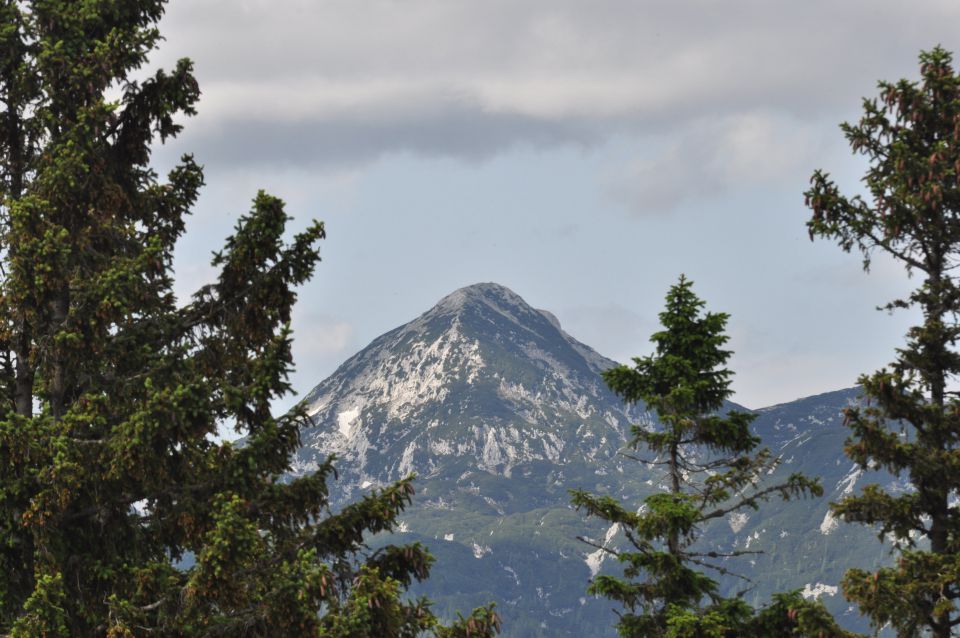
807;46;960;638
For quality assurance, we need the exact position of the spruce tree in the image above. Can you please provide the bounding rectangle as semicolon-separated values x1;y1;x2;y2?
571;276;845;638
0;2;498;636
806;46;960;638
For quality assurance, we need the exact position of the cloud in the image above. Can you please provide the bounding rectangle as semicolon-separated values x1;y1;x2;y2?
148;0;960;170
285;314;355;399
604;111;826;214
173;92;600;168
291;315;354;359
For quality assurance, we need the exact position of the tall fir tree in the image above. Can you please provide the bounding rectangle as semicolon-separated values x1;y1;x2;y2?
806;46;960;638
571;276;847;638
0;2;498;636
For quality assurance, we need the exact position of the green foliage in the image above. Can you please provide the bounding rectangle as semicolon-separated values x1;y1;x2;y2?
807;46;960;638
0;1;498;636
572;276;840;637
746;591;861;638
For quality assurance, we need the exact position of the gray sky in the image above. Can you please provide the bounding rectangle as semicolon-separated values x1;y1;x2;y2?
146;0;959;410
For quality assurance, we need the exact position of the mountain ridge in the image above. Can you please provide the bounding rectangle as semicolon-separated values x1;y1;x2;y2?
293;283;887;637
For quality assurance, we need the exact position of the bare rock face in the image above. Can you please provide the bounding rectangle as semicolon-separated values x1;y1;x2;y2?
296;282;642;501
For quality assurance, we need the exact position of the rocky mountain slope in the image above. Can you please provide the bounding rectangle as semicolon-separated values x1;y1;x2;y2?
293;283;894;637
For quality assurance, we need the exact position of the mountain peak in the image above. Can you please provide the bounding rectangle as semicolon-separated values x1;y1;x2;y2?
429;282;573;347
432;282;529;315
296;282;628;485
446;281;517;299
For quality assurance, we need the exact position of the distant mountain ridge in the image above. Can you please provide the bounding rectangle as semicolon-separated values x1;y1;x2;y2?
294;283;892;637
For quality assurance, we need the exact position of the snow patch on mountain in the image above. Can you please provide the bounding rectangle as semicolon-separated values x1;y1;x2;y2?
728;512;749;534
429;439;454;455
585;523;620;578
836;464;863;495
289;457;320;475
398;441;417;477
801;583;838;599
337;407;361;437
820;510;838;535
480;427;514;473
472;543;492;559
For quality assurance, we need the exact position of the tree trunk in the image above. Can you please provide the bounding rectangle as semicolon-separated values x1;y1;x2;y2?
926;263;953;638
668;440;681;556
6;101;33;419
49;287;69;419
